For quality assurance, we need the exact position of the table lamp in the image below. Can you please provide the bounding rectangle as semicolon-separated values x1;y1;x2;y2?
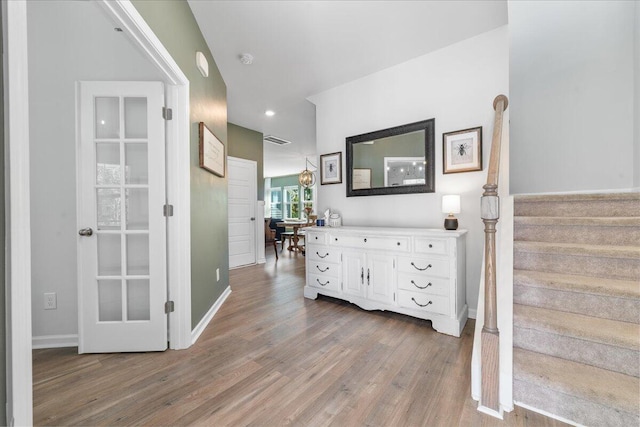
442;195;460;230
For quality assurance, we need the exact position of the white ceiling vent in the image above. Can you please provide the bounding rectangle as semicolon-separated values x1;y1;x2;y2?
264;135;292;146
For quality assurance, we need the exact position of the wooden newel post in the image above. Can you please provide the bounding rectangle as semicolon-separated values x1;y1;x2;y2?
480;95;508;413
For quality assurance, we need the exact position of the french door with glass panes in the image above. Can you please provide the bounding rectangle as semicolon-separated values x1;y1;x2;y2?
77;81;167;353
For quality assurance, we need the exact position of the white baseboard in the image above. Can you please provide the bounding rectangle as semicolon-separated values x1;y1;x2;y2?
514;401;583;427
191;286;231;345
468;308;477;319
477;404;503;420
32;334;78;349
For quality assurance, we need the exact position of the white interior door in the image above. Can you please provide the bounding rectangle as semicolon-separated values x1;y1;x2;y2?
77;81;167;353
228;157;257;268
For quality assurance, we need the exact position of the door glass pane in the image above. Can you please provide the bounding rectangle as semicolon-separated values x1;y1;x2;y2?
124;97;147;139
98;280;122;321
98;234;121;276
126;189;149;230
127;234;149;275
96;143;121;185
95;97;120;139
97;189;121;230
125;143;148;184
127;280;150;321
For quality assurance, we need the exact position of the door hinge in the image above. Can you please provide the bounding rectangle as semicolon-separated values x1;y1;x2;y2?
165;300;175;313
163;204;174;217
394;292;396;302
162;107;173;120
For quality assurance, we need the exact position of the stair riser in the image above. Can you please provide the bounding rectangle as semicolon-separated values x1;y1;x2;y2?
514;327;639;377
514;252;640;281
513;379;639;427
515;224;640;246
515;199;639;217
514;285;640;324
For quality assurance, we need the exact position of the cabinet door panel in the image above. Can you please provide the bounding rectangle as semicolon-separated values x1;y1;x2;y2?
367;254;395;304
342;251;365;298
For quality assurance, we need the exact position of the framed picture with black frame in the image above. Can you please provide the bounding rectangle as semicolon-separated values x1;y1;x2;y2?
320;152;342;185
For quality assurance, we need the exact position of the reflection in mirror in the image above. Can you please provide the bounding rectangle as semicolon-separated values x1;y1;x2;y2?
346;119;435;197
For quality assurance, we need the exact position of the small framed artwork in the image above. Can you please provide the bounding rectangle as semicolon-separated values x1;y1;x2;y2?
320;152;342;185
443;126;482;174
199;122;225;177
352;168;372;190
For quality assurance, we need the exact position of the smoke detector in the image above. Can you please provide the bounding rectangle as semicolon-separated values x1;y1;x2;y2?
239;53;254;65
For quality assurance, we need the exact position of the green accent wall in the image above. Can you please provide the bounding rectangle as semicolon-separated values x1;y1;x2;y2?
270;174;300;189
131;0;229;329
228;122;264;200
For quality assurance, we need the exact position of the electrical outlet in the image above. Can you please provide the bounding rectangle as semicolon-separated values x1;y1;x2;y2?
216;268;220;281
44;292;57;310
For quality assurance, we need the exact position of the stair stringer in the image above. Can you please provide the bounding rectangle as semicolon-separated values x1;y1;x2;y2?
471;195;514;415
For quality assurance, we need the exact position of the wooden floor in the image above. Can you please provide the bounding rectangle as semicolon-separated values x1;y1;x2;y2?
33;251;568;426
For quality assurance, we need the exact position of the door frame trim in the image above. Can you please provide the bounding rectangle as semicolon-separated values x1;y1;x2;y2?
98;0;191;352
5;1;192;424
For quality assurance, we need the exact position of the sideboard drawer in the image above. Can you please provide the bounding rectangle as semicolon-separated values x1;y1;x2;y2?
397;257;450;278
306;231;327;245
397;273;449;296
307;246;341;264
308;260;340;279
329;234;410;252
308;273;341;292
414;238;448;255
397;290;449;316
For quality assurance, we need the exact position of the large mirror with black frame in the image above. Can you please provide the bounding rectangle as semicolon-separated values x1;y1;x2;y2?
346;118;435;197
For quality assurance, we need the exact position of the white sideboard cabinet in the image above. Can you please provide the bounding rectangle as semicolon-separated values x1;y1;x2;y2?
304;226;467;337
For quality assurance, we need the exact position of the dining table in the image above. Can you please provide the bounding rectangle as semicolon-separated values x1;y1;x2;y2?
276;220;313;252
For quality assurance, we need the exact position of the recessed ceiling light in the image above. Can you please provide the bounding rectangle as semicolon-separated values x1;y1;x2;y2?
265;110;275;117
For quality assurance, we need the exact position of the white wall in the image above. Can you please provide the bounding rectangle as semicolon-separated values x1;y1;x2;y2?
28;1;163;342
309;26;509;316
510;1;637;194
635;1;640;188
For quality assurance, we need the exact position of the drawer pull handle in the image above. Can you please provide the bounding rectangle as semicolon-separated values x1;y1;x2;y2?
335;238;338;242
316;252;329;259
429;244;433;248
411;262;432;271
361;268;364;284
316;279;329;287
397;242;401;246
316;265;329;273
410;280;432;290
411;298;432;308
315;236;318;240
364;238;367;242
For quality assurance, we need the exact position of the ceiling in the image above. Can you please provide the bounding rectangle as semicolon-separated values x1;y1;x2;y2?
188;1;508;178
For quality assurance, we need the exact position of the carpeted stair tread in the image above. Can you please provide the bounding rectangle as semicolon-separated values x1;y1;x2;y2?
514;216;640;226
514;269;640;299
513;348;639;415
515;192;640;204
514;304;639;350
514;241;640;259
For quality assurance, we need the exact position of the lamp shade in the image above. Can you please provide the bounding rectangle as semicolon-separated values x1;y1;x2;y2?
442;195;461;214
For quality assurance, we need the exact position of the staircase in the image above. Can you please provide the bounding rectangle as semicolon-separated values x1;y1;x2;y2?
512;192;640;426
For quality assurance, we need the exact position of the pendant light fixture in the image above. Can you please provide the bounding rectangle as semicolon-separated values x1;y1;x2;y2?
298;158;317;188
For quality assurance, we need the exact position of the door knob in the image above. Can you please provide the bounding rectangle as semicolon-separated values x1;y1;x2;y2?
250;217;256;221
78;227;93;237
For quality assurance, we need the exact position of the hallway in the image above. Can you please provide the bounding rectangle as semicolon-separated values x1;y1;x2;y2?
33;251;565;426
